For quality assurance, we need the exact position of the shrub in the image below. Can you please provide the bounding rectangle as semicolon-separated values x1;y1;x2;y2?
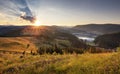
117;47;120;52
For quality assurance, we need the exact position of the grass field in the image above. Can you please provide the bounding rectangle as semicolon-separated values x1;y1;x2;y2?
0;37;37;53
0;52;120;74
0;37;120;74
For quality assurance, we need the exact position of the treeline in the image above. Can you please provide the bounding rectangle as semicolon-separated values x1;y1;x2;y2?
94;32;120;49
37;44;114;55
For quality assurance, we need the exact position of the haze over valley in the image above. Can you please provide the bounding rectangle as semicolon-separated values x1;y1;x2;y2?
1;0;120;74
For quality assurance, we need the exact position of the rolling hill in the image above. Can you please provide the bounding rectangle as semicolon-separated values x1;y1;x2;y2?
0;37;37;53
0;25;87;52
73;24;120;35
94;32;120;49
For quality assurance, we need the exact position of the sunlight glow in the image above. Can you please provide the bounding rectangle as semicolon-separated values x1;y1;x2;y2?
34;20;41;26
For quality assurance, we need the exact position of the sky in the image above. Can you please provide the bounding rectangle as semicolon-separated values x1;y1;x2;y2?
0;0;120;26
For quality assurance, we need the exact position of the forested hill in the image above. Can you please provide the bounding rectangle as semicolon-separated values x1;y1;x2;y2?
73;24;120;34
94;32;120;49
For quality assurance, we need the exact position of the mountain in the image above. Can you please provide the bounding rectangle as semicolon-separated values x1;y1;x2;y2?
73;24;120;35
94;32;120;49
0;25;27;36
0;25;87;48
0;25;70;37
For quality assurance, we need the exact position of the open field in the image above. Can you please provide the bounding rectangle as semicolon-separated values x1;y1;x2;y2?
0;37;37;53
0;0;120;73
0;52;120;74
0;37;120;74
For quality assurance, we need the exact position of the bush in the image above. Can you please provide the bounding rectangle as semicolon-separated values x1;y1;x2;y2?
117;47;120;52
37;46;85;55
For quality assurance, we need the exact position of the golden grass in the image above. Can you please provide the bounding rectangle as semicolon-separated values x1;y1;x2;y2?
1;52;120;74
0;37;119;74
0;37;37;52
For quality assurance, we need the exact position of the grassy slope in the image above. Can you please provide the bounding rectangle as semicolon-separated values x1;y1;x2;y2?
0;36;120;74
0;37;37;53
1;52;120;74
94;32;120;49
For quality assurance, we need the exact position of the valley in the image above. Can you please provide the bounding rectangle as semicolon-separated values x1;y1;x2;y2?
0;24;120;74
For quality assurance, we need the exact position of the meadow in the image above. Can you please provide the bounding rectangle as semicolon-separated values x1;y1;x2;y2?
0;0;120;73
0;52;120;74
0;37;37;53
0;37;120;74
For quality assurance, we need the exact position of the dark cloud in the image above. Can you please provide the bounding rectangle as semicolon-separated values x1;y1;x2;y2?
19;6;36;23
0;0;36;23
15;0;36;23
20;15;36;23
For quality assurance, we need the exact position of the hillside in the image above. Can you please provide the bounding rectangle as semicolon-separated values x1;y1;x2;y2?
1;52;120;74
0;37;37;53
0;26;88;52
94;32;120;49
73;24;120;35
0;25;119;74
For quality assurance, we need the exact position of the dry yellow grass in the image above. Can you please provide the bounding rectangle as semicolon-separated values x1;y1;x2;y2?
0;37;120;74
0;37;37;53
0;52;119;74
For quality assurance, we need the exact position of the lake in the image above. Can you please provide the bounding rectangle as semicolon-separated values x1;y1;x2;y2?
72;33;96;42
78;36;95;42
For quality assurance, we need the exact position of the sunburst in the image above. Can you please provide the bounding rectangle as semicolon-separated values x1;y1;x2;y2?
34;20;41;26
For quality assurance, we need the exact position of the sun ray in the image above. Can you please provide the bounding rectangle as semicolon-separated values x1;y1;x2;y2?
34;20;41;26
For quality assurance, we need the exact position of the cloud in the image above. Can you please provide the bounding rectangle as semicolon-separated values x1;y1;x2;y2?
0;0;36;23
20;12;36;23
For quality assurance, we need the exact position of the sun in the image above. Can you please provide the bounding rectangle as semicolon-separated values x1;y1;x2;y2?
34;20;41;26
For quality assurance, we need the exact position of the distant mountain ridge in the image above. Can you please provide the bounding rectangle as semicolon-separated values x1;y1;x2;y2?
94;32;120;49
73;24;120;34
0;25;87;48
0;26;27;36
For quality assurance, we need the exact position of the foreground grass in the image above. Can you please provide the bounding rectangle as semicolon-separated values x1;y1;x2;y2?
0;37;37;52
0;52;120;74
